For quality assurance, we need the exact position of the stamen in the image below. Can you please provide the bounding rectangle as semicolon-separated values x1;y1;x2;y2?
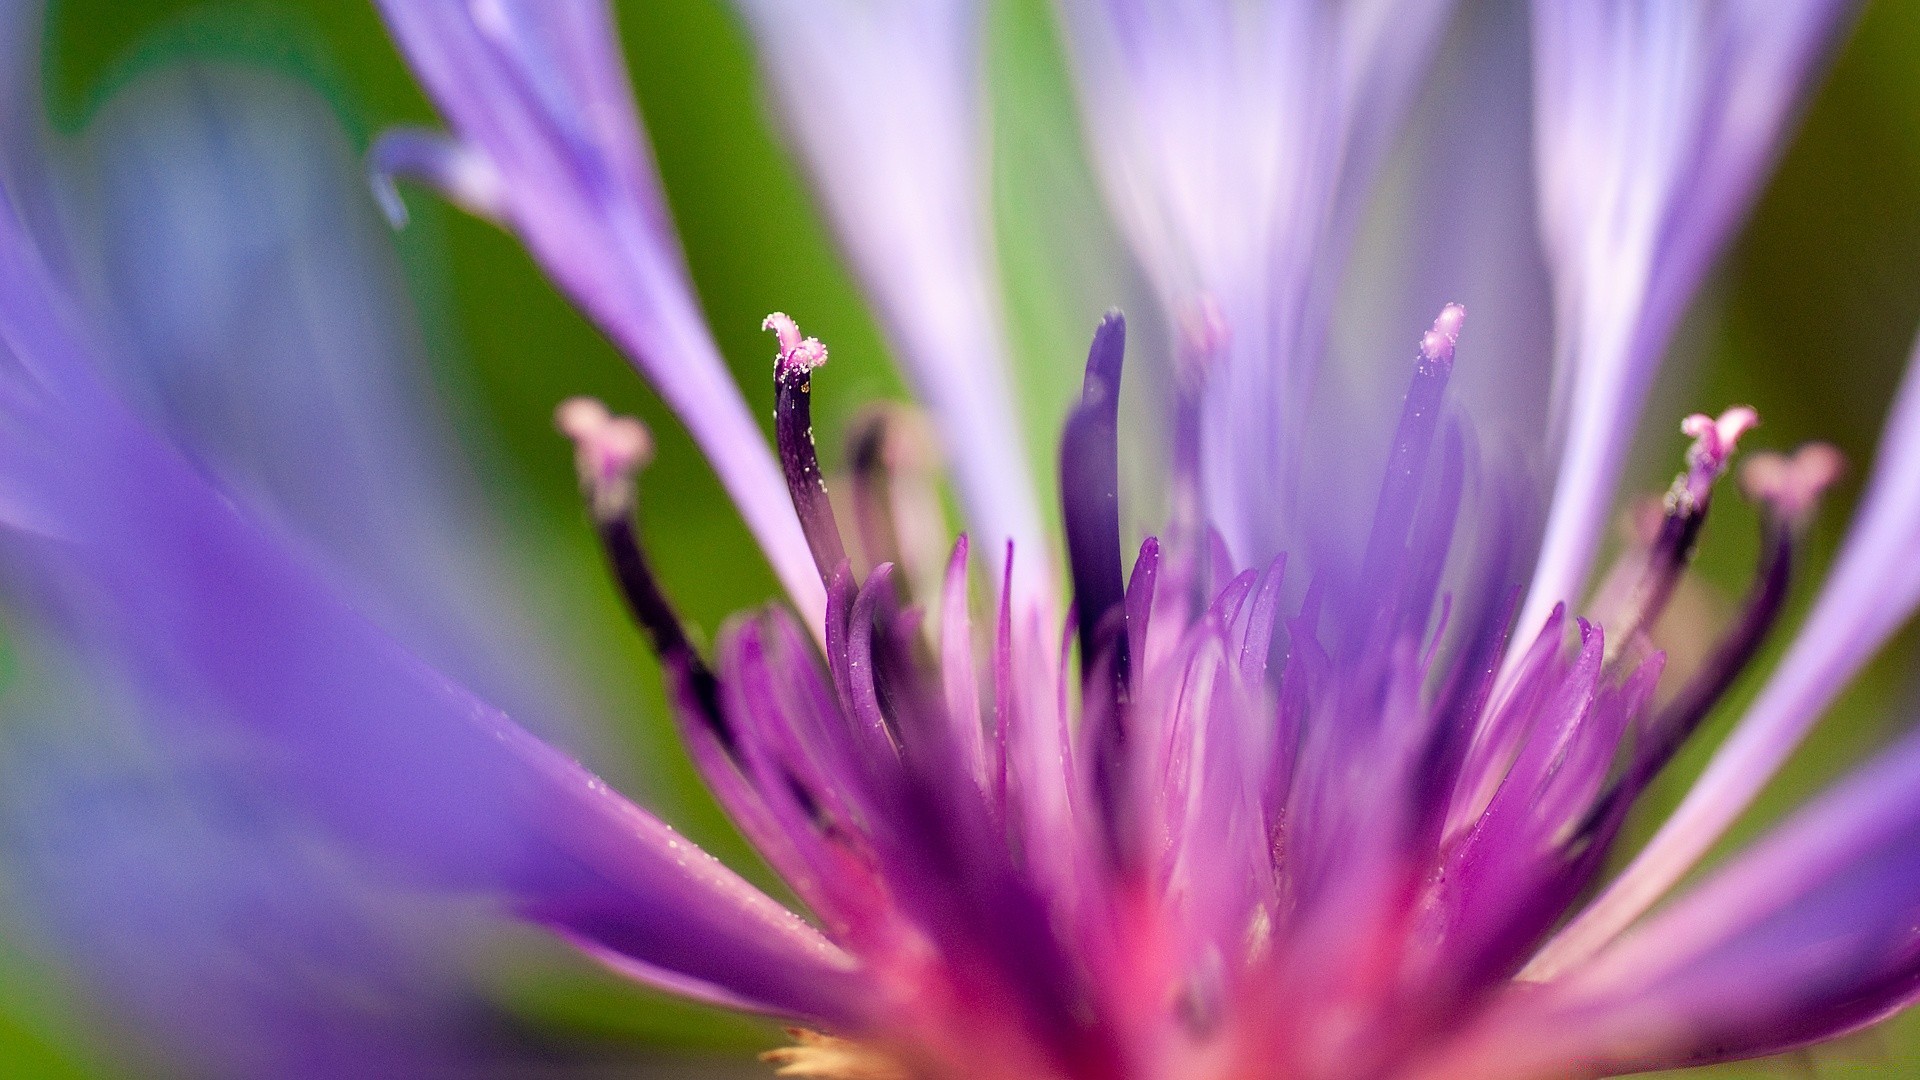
557;398;730;751
556;396;654;522
1357;304;1464;612
1592;443;1844;829
1673;406;1760;512
1739;442;1845;525
766;313;848;583
1599;406;1759;660
1060;310;1130;692
846;408;903;571
1062;312;1132;868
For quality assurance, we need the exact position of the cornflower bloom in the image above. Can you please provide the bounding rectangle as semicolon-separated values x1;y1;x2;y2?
9;1;1920;1079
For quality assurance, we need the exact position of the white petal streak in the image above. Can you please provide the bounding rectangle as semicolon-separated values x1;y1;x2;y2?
734;0;1049;607
1530;323;1920;979
1514;0;1857;647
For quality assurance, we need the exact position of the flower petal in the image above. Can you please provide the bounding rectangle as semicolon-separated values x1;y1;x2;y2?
64;61;599;750
1480;729;1920;1076
1056;0;1456;563
0;180;860;1022
732;0;1050;606
1533;317;1920;978
1514;0;1859;643
372;0;825;626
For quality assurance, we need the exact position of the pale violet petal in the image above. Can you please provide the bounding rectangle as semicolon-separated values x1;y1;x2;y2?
374;0;825;626
733;0;1049;605
1531;318;1920;977
1056;0;1456;564
1491;728;1920;1074
68;62;594;749
1514;0;1859;645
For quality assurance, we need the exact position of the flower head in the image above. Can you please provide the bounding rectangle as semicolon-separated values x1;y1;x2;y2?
9;0;1920;1078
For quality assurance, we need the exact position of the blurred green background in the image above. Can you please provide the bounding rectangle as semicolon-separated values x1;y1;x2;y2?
3;0;1920;1076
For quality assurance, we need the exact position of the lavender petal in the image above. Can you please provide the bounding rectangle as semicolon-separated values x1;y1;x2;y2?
1056;0;1456;563
732;0;1049;606
373;0;825;626
1515;0;1859;644
0;184;860;1023
1533;322;1920;978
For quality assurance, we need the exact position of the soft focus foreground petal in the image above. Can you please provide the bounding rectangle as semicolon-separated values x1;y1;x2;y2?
1516;0;1858;643
372;0;824;626
64;61;590;749
1056;0;1455;563
0;192;859;1022
1454;729;1920;1078
1532;324;1920;978
733;0;1049;606
4;688;501;1079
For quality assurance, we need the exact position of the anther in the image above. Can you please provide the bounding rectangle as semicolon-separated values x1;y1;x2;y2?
557;398;731;752
1422;302;1467;370
1605;442;1844;816
1740;442;1844;527
765;312;829;379
1671;406;1759;512
557;396;654;522
766;314;848;584
1600;406;1759;660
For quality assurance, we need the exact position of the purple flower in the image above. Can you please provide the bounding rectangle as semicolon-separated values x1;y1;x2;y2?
9;0;1920;1077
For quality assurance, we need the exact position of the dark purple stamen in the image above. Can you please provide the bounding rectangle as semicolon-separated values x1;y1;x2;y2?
556;399;734;755
767;313;849;583
596;514;729;749
1060;310;1131;693
1062;311;1133;866
1598;443;1841;814
1601;407;1759;659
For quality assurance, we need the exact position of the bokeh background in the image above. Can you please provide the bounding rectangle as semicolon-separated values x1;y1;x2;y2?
2;0;1919;1076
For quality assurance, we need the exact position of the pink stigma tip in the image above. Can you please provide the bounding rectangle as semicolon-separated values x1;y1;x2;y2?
764;312;828;375
557;397;653;513
1420;304;1466;366
1741;443;1844;523
1681;406;1760;474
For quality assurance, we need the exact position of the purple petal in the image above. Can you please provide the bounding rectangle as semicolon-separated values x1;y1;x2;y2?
1499;728;1920;1074
1533;322;1920;978
1515;0;1859;643
0;184;860;1023
732;0;1049;606
68;62;600;755
372;0;825;626
1057;0;1456;563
